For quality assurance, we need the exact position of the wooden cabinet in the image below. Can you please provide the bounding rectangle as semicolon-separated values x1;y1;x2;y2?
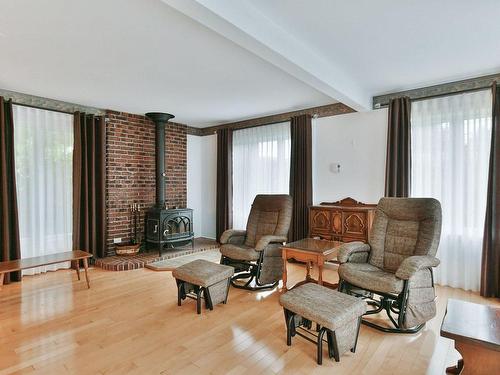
309;197;376;243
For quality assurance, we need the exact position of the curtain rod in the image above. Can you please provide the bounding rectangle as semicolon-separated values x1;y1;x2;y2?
11;101;104;117
375;83;495;109
410;86;491;103
11;101;74;115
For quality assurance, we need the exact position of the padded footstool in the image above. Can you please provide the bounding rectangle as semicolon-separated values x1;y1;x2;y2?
172;259;234;314
279;283;367;365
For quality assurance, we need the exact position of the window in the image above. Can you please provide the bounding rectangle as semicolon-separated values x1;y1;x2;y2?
232;122;291;229
13;105;73;274
411;90;492;291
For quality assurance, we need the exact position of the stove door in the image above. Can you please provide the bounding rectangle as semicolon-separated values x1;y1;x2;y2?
146;218;160;241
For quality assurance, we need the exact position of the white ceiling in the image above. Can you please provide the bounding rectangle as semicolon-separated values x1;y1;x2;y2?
247;0;500;95
1;0;499;126
0;0;333;127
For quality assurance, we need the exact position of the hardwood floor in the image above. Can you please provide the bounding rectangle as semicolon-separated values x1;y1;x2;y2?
0;261;497;375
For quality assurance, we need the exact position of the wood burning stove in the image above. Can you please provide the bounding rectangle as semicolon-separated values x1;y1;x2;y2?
144;112;194;255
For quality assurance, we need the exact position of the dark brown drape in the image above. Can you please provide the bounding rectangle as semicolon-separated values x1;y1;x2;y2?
216;128;233;240
0;97;21;284
73;112;106;258
385;96;411;197
481;82;500;298
289;114;312;242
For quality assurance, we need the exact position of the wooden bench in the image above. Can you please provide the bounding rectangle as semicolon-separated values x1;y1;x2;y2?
0;250;92;289
441;298;500;375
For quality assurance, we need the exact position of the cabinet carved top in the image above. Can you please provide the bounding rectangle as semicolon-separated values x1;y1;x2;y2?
313;197;377;208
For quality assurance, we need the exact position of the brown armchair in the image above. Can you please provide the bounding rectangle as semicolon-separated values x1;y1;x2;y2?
220;194;293;290
338;197;442;333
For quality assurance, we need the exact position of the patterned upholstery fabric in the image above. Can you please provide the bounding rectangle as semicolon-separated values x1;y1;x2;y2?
337;242;371;264
259;243;284;284
338;263;404;294
220;243;260;261
404;269;436;328
280;283;366;331
280;283;366;356
219;229;246;245
368;197;442;272
219;194;293;285
338;197;442;329
395;255;440;280
244;195;293;247
172;259;234;287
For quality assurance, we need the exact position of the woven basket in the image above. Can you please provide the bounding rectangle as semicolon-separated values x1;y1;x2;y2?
115;243;141;256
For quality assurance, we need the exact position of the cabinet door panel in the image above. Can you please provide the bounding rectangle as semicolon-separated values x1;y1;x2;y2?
343;211;367;238
310;209;331;231
331;211;343;234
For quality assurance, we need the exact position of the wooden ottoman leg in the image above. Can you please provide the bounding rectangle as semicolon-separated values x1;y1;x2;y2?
327;331;334;359
196;287;203;314
204;287;214;311
223;278;230;304
330;330;340;362
317;327;327;365
176;280;183;307
285;309;296;346
351;317;362;353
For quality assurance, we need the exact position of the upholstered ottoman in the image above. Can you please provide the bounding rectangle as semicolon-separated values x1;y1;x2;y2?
279;283;367;364
172;259;234;314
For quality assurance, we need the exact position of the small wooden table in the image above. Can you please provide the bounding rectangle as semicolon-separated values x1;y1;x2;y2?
0;250;92;290
440;299;500;375
281;238;342;290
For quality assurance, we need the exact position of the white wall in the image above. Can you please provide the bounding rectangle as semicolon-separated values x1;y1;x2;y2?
188;109;388;238
187;134;217;239
312;109;388;205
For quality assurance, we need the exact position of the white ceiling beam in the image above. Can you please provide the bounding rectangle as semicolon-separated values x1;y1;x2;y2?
161;0;371;111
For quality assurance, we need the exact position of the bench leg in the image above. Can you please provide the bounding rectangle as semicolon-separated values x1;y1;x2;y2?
75;260;81;281
0;273;4;289
82;258;90;289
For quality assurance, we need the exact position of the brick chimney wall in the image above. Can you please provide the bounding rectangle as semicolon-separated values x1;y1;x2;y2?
105;110;187;256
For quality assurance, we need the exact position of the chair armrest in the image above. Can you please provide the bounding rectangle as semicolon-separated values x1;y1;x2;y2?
395;255;440;280
337;242;371;264
220;229;246;245
254;235;288;251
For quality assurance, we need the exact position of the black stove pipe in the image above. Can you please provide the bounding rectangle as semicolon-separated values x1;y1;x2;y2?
145;112;175;208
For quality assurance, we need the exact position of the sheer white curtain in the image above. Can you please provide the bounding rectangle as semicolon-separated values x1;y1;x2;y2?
232;122;291;229
13;105;73;275
411;90;492;291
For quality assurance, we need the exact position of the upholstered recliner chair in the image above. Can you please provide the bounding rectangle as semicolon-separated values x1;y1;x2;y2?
220;194;293;290
338;197;442;333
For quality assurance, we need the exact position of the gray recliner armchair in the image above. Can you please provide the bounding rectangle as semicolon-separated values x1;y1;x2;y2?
220;194;293;291
338;197;442;333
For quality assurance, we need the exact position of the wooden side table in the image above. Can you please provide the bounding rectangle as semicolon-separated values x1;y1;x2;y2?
281;238;342;290
440;299;500;375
